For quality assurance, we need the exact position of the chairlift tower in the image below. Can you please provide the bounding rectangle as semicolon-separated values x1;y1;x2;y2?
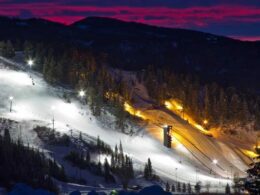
163;125;172;148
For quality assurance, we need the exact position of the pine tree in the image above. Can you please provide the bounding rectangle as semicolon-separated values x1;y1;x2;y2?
143;158;153;180
182;183;186;193
111;153;115;170
165;182;170;192
104;158;110;182
4;128;11;143
97;136;101;150
147;158;153;179
114;144;118;166
204;86;210;120
225;183;231;194
187;183;192;194
128;159;134;178
219;88;227;124
240;100;250;125
194;182;201;194
86;150;90;165
0;41;5;56
79;132;82;141
23;41;33;59
230;93;241;122
118;141;124;166
171;184;175;192
119;141;123;155
97;161;102;175
6;40;15;58
144;164;149;179
245;157;260;194
177;182;181;192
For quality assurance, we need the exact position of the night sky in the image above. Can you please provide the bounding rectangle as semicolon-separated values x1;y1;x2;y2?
1;0;260;41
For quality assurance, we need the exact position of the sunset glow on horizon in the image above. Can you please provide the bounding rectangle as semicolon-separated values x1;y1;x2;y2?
0;0;259;41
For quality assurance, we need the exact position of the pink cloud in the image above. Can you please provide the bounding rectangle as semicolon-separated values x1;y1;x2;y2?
231;35;260;41
0;2;259;40
0;3;259;26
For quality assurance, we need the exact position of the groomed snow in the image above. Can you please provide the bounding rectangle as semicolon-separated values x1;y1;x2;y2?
0;57;236;192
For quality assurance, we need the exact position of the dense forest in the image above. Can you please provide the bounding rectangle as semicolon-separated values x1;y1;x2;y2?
0;127;67;193
140;66;260;130
0;39;133;131
1;38;260;134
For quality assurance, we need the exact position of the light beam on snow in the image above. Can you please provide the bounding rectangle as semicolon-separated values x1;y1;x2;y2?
0;70;32;86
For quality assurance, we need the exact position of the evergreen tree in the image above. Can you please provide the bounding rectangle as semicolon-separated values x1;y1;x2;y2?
147;158;153;178
110;153;115;170
177;182;181;192
144;158;153;180
182;183;186;193
165;182;170;192
0;40;15;58
4;128;11;143
97;136;101;150
171;184;175;192
86;150;90;165
144;164;149;180
6;40;15;58
187;183;192;194
79;132;82;141
104;158;110;182
245;157;260;194
114;144;118;166
194;182;201;194
225;183;231;194
97;161;102;175
23;41;33;59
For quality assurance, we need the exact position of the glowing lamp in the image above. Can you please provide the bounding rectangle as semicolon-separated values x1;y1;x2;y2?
79;90;85;97
212;159;218;164
203;120;208;125
27;59;34;67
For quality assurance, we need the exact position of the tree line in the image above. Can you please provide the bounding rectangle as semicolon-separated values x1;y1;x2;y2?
0;128;67;193
22;41;131;132
4;39;258;136
140;65;260;131
64;139;134;189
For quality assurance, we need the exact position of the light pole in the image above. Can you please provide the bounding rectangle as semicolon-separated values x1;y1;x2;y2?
78;90;86;105
230;165;233;179
9;96;13;112
51;106;55;131
27;59;34;85
195;166;199;183
175;167;178;183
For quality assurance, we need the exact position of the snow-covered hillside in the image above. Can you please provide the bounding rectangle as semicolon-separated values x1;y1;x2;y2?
0;56;238;192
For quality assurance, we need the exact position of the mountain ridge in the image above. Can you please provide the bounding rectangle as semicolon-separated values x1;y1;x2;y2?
0;16;260;91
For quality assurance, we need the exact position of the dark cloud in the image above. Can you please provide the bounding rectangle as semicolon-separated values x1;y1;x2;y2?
19;9;34;18
61;10;115;17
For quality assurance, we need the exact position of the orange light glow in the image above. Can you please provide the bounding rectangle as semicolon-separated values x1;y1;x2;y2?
165;101;172;109
241;149;259;158
124;102;146;120
164;99;212;136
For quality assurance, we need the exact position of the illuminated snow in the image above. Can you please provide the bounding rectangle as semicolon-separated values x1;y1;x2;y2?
0;57;238;190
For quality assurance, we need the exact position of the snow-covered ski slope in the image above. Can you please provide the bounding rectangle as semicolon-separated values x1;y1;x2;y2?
0;56;240;189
